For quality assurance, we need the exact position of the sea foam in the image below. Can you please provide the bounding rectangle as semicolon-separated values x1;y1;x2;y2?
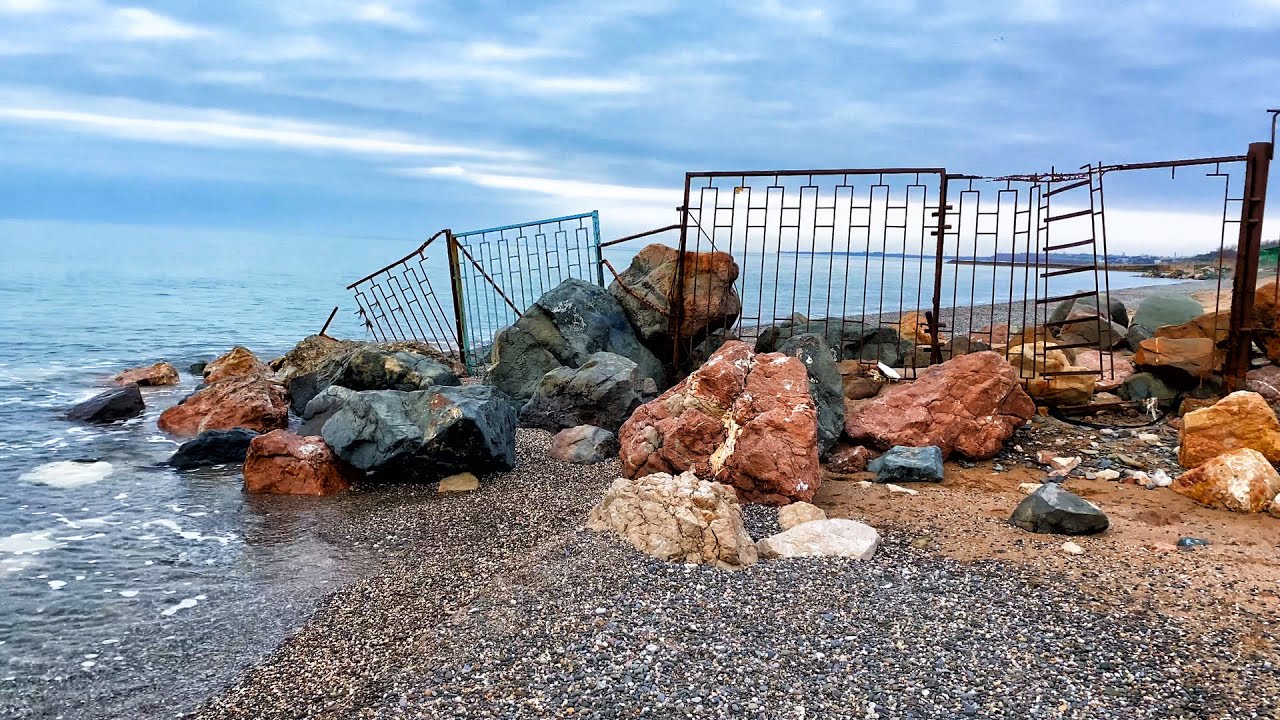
20;461;113;488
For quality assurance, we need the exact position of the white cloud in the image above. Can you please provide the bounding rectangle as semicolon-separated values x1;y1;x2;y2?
463;41;568;62
353;2;424;31
106;6;210;40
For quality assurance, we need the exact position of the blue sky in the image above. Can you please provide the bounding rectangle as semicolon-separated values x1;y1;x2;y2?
0;0;1278;253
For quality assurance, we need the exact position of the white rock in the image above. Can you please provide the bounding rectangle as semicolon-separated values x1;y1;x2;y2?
1061;541;1085;555
1138;433;1161;445
1018;483;1042;495
1095;469;1121;481
885;484;918;496
777;502;826;530
755;519;880;560
1149;469;1173;488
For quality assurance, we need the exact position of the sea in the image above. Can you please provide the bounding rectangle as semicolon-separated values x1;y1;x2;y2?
0;228;1183;719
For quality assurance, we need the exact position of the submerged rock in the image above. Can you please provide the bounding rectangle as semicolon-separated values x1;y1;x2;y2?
549;425;619;464
113;362;179;387
168;428;259;469
618;341;821;505
587;471;758;569
756;519;881;560
867;445;944;483
518;352;646;432
1009;483;1109;535
157;375;288;437
243;430;360;496
67;385;145;424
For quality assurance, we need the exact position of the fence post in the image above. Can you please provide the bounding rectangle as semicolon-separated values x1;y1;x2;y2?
445;230;471;371
591;210;605;287
929;173;950;364
670;175;693;371
1224;141;1272;391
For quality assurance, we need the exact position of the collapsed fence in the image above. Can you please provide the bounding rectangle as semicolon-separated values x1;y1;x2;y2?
342;125;1274;397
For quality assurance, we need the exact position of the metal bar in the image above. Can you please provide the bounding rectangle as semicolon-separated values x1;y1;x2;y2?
346;229;448;289
930;175;949;364
319;306;339;337
600;223;681;248
1225;141;1273;391
1045;208;1093;223
445;231;470;367
454;211;598;238
690;167;946;179
1044;179;1090;198
591;210;605;287
1039;263;1096;278
1043;239;1095;253
453;239;521;316
671;173;693;370
1036;289;1096;305
1042;369;1106;376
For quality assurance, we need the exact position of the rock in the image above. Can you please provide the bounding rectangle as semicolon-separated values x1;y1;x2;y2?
1117;372;1177;404
755;518;881;560
203;346;269;383
837;361;885;400
1095;469;1121;481
290;346;460;415
1018;482;1042;494
1253;281;1280;362
1133;337;1220;378
1009;483;1109;535
321;385;517;479
1131;294;1204;337
686;329;738;368
1046;456;1081;476
943;336;990;359
587;471;758;569
1073;351;1134;392
168;428;259;469
826;444;876;474
608;243;742;358
1050;295;1129;329
1176;537;1210;550
489;279;664;404
844;351;1035;460
886;483;918;495
67;385;145;424
867;445;944;483
1061;541;1085;556
268;335;350;384
113;362;179;387
157;375;288;438
896;311;937;345
777;501;827;530
1148;469;1173;488
187;360;210;376
438;472;479;493
1154;311;1230;344
971;324;1011;347
1007;343;1096;406
298;385;357;436
1137;433;1161;445
1171;447;1280;512
1246;365;1280;404
618;341;821;505
517;352;645;432
776;333;844;457
549;425;619;464
242;430;360;496
1178;391;1280;468
756;314;901;361
1059;312;1128;349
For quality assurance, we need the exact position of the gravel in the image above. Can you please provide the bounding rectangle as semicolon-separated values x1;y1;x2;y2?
188;427;1280;720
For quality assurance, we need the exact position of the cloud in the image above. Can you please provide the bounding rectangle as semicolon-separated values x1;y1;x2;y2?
105;6;210;40
353;2;425;31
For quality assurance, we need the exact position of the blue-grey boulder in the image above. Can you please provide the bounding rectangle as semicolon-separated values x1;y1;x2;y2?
867;445;944;483
1131;294;1203;336
168;428;259;469
67;385;144;424
518;352;647;432
1050;295;1129;329
756;314;904;363
1010;483;1109;535
777;333;844;458
298;385;357;436
290;346;459;414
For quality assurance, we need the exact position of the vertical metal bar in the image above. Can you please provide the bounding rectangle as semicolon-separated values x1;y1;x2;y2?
1225;141;1272;390
930;173;949;363
671;173;694;370
591;210;605;287
445;230;471;372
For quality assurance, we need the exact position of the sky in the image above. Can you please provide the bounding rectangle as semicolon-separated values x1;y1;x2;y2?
0;0;1278;259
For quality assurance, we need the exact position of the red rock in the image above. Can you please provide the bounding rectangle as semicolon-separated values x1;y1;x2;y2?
203;346;269;383
243;430;360;496
1072;350;1134;392
1171;448;1280;513
158;375;288;438
826;444;876;474
608;243;742;348
618;341;820;505
113;362;180;387
844;351;1035;460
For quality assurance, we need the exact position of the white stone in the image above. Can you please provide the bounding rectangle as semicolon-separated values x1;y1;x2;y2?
1138;433;1162;445
1149;469;1173;488
1095;469;1121;481
777;502;826;530
885;484;918;496
755;518;880;560
1018;483;1041;495
1061;541;1085;555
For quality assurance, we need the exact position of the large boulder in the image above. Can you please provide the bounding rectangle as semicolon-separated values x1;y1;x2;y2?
549;425;619;464
113;362;179;387
756;519;881;560
517;352;646;432
618;341;821;505
203;346;269;383
67;385;145;424
1009;483;1109;535
1154;311;1230;344
488;279;664;405
157;375;289;438
321;385;516;479
290;346;460;414
1130;294;1204;337
1050;295;1129;329
756;314;903;363
168;428;259;469
1058;313;1128;350
608;243;742;359
777;501;826;530
1007;343;1096;406
298;385;357;436
268;335;351;384
776;333;844;457
1254;281;1280;362
1171;448;1280;513
1133;337;1220;379
587;471;758;569
844;351;1035;460
1178;391;1280;468
243;430;361;496
1073;350;1134;392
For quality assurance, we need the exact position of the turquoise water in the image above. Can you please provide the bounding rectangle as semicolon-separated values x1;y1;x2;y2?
0;229;1181;718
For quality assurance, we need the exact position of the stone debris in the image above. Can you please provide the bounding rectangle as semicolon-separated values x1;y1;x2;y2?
776;501;826;530
1061;541;1085;556
885;483;919;496
755;518;881;560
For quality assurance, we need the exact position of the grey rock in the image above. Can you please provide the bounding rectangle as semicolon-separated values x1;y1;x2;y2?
298;385;357;436
755;314;901;362
1050;295;1129;329
518;352;644;432
290;346;459;414
686;329;738;369
776;333;844;457
1009;483;1109;535
67;385;144;424
867;445;945;483
488;279;665;404
168;428;259;469
549;425;619;464
1131;293;1203;333
1117;372;1176;404
1176;536;1210;550
1059;315;1128;350
321;385;516;480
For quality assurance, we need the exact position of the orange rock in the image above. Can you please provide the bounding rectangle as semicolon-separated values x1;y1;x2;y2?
158;374;288;438
618;341;820;505
1171;448;1280;513
826;444;876;474
1154;311;1230;344
607;243;741;347
897;311;942;345
113;362;179;387
1254;281;1280;362
1133;337;1220;377
243;430;360;496
203;346;269;383
1178;391;1280;468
